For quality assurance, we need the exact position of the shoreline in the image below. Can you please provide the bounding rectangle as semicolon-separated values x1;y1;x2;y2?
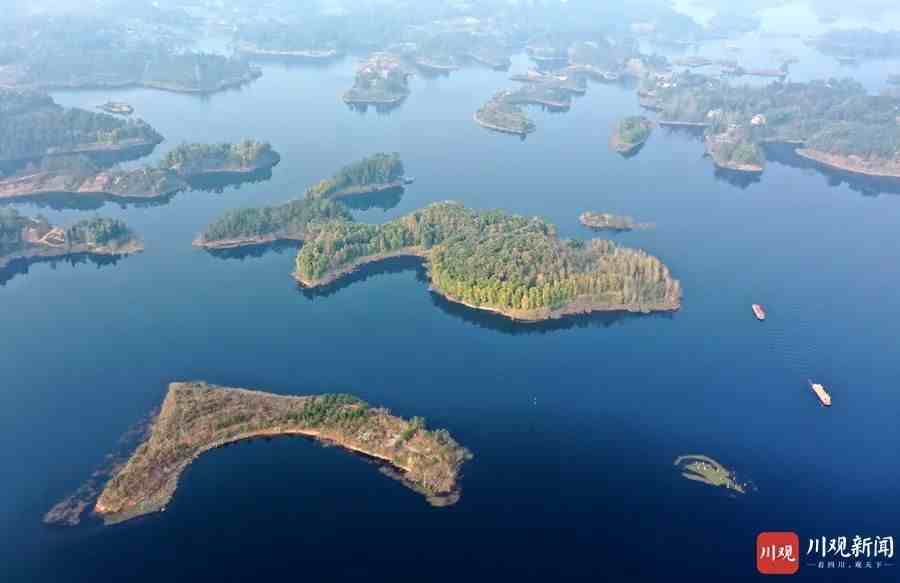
795;148;900;179
31;72;261;96
0;158;278;201
94;426;424;525
326;180;406;200
0;138;161;165
294;248;681;322
0;239;144;270
342;92;408;105
609;132;649;156
91;383;470;525
658;120;709;129
193;232;301;250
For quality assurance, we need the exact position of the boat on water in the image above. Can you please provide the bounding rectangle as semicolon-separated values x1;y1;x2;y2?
752;304;766;321
809;381;832;407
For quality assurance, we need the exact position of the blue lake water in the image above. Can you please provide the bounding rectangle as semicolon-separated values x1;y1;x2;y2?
2;49;900;581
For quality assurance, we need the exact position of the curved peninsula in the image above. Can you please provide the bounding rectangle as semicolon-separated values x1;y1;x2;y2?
91;382;472;524
195;153;407;250
610;116;654;156
294;202;681;321
0;209;142;271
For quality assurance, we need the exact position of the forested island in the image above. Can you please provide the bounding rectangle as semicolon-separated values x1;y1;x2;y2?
0;139;280;202
294;202;681;321
0;208;142;270
579;212;653;232
194;198;351;250
475;71;590;135
610;116;655;156
159;141;280;178
304;153;407;200
343;53;411;106
0;89;162;163
475;92;537;136
80;382;471;524
645;73;900;177
195;153;405;249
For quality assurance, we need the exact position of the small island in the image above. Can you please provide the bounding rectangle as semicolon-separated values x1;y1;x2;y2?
674;454;751;495
475;91;537;136
704;129;764;174
343;53;411;106
476;72;588;135
81;382;471;525
0;208;142;271
304;153;408;200
610;116;655;156
159;140;281;178
97;102;133;115
579;212;653;232
294;202;681;321
193;198;351;250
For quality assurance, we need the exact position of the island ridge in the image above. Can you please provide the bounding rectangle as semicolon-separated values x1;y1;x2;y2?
91;382;472;524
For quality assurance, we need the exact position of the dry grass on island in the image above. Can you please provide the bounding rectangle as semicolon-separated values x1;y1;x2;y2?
1;209;142;270
83;382;471;525
674;454;753;495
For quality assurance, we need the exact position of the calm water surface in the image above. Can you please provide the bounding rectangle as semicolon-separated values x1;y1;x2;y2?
2;49;899;581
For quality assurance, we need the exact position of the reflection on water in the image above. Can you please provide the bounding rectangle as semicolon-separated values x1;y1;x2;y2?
713;166;762;189
185;166;275;194
203;239;300;261
0;252;130;286
616;141;648;160
342;186;405;212
427;282;675;335
297;255;423;299
346;100;406;115
763;142;900;196
297;254;676;334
